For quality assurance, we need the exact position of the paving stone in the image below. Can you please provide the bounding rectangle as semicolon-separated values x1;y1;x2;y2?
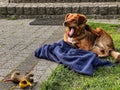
88;5;99;15
24;3;31;15
44;67;53;75
46;5;55;15
34;64;49;71
63;4;72;14
31;4;38;15
108;5;118;15
49;63;58;70
39;59;54;66
15;4;24;15
40;72;50;82
0;54;13;66
71;4;80;13
32;70;44;76
99;5;109;15
1;57;25;69
37;4;46;15
0;81;15;90
0;69;12;77
17;53;30;58
54;6;63;15
80;5;88;15
34;75;42;82
7;3;16;15
0;4;8;15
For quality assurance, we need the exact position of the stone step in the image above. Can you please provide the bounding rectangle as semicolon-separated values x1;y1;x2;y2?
0;2;120;19
9;0;120;3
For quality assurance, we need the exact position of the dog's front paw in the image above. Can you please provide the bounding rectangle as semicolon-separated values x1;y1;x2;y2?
115;55;120;63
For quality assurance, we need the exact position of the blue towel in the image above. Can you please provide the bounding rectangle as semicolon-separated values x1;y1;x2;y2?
35;40;113;76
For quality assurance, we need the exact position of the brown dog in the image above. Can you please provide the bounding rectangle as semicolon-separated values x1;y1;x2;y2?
64;13;120;63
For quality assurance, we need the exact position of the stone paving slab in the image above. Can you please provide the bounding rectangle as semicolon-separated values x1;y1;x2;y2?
0;19;64;90
0;19;119;90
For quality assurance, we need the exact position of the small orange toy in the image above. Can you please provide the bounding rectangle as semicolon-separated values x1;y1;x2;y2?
5;71;34;89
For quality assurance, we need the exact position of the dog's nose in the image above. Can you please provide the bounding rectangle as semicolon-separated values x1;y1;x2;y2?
64;21;68;26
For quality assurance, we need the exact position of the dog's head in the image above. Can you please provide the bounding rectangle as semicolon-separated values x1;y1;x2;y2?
64;13;87;37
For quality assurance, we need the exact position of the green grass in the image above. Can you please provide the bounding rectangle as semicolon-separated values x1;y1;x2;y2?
40;22;120;90
7;15;17;20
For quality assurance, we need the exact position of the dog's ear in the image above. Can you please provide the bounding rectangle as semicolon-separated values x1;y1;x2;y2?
65;13;71;20
78;14;87;25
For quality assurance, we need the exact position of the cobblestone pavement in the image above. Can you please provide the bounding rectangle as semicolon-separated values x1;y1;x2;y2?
0;19;64;90
0;0;8;3
0;19;119;90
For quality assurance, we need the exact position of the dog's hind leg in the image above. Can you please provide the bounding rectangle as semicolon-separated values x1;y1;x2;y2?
110;51;120;63
91;45;109;58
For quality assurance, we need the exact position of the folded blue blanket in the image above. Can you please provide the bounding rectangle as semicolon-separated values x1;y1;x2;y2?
35;40;113;76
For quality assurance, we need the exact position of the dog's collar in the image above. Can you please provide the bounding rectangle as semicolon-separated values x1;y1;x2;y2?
76;32;87;41
76;29;87;41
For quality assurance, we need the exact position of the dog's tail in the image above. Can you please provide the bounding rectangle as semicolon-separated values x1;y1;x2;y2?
85;25;91;31
85;25;100;36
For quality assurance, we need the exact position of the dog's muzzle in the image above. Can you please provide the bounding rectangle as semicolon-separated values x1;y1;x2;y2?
64;21;68;26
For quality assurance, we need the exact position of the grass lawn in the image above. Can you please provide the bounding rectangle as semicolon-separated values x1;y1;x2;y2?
40;22;120;90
